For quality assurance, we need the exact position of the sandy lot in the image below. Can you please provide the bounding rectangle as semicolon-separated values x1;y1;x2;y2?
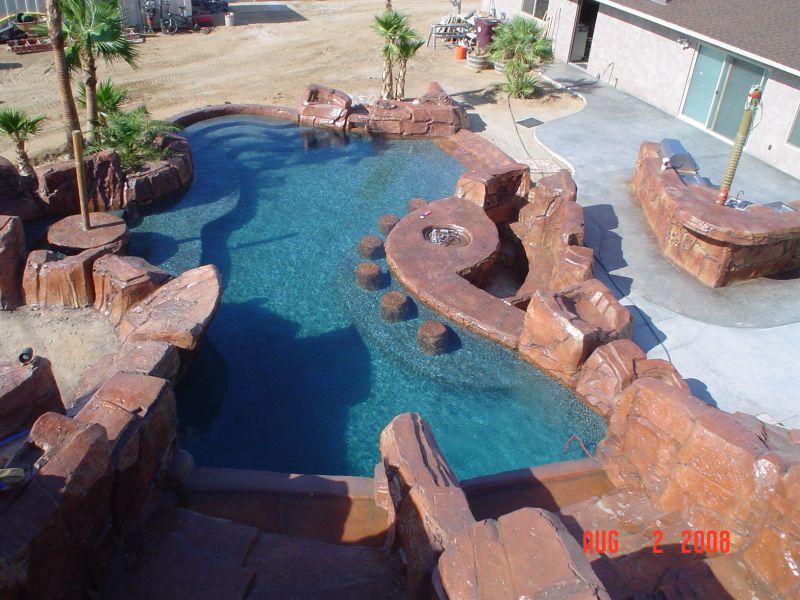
0;306;119;404
0;0;582;162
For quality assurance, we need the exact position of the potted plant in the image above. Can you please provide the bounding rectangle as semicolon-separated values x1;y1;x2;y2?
466;46;490;71
489;16;553;74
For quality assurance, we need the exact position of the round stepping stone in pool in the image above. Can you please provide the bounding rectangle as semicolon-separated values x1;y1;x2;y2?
47;213;129;255
380;291;411;323
358;235;384;259
417;320;452;355
408;198;428;213
377;214;401;236
356;262;385;291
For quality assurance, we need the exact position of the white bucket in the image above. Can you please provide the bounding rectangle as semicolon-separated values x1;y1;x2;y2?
224;12;234;26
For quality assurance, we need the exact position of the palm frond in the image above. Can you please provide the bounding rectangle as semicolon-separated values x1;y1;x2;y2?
0;107;47;142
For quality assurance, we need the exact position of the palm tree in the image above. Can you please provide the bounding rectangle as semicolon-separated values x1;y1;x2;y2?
45;0;81;156
489;16;553;67
0;108;47;177
77;78;129;127
371;11;415;100
394;36;423;100
61;0;138;142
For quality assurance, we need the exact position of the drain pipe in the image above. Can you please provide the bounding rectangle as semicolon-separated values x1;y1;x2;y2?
717;84;762;205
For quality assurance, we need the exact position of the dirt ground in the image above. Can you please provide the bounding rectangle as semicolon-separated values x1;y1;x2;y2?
0;0;582;162
0;306;119;405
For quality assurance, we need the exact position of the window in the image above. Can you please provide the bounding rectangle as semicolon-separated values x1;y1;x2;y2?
789;107;800;148
522;0;549;19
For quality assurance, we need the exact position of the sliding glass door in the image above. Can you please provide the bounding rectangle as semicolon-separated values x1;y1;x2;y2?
681;45;768;140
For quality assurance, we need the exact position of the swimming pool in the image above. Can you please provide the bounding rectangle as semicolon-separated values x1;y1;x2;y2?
128;115;605;479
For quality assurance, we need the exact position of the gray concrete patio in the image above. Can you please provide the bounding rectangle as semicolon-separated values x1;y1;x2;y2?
499;62;800;426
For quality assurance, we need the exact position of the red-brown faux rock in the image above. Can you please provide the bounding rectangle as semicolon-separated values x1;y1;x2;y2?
0;357;64;439
75;372;177;533
518;279;633;385
379;413;474;598
93;254;171;325
168;103;300;129
46;212;129;255
575;339;646;417
118;265;222;355
22;246;112;308
355;262;384;291
72;340;180;410
377;214;401;235
124;135;193;206
633;358;691;393
510;170;593;295
417;320;451;355
36;149;125;217
380;291;410;323
1;412;112;599
0;156;40;221
0;215;25;309
632;142;800;287
298;84;352;130
407;197;428;213
455;162;531;224
437;507;610;600
357;235;384;259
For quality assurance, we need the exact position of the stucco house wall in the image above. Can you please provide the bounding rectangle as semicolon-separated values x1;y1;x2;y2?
586;6;694;116
547;0;580;64
747;70;800;179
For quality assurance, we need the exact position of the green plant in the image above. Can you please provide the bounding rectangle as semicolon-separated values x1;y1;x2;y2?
394;36;424;100
44;0;80;156
489;16;553;66
503;60;541;98
371;11;419;100
87;106;177;170
56;0;138;142
0;107;46;176
77;79;129;126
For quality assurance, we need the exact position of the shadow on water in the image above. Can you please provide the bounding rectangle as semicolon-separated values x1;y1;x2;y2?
178;297;372;475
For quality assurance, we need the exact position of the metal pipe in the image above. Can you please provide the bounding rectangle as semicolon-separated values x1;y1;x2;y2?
717;84;762;205
71;130;90;231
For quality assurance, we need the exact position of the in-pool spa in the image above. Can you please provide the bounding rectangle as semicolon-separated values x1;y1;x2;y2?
128;115;606;479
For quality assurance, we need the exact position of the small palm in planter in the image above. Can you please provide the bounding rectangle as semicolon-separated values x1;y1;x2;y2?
0;107;46;177
489;16;553;74
503;59;542;98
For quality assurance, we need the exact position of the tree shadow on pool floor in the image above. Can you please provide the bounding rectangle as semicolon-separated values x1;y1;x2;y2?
176;296;372;476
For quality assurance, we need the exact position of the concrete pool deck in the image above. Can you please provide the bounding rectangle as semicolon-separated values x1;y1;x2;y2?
469;61;800;427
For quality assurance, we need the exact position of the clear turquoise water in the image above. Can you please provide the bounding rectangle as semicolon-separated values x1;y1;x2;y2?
128;115;605;479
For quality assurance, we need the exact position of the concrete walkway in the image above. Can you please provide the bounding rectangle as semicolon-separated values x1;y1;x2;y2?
483;62;800;427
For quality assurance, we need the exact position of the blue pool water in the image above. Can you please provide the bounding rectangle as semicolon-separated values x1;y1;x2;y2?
128;115;606;479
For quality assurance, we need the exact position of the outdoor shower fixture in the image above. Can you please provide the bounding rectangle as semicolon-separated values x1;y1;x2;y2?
718;84;762;205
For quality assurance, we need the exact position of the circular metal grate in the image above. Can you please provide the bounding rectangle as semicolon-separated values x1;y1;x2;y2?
423;226;470;247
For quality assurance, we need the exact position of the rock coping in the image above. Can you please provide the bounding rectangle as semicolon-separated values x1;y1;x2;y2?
633;141;800;287
46;213;129;255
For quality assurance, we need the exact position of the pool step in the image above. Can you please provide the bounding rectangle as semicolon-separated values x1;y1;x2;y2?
105;507;404;599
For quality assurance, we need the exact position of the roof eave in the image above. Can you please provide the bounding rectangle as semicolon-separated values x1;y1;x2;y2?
595;0;800;79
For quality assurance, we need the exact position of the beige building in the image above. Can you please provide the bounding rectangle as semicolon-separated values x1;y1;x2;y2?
484;0;800;179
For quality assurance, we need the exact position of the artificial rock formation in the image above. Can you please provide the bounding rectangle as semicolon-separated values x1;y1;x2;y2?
0;157;37;220
0;215;26;309
124;135;193;205
407;198;428;213
518;279;633;385
416;320;451;355
380;291;411;323
36;149;125;217
93;254;171;325
632;142;800;287
455;162;530;224
0;357;64;439
355;262;384;291
377;214;401;236
511;170;594;295
22;247;112;308
46;212;129;255
74;372;177;533
72;340;180;411
119;264;222;357
0;412;112;599
357;235;384;260
298;84;352;130
437;507;610;600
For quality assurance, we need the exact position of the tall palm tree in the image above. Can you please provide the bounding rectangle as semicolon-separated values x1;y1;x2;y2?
61;0;138;142
371;11;415;100
394;36;423;100
46;0;81;156
0;108;47;177
77;78;129;127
